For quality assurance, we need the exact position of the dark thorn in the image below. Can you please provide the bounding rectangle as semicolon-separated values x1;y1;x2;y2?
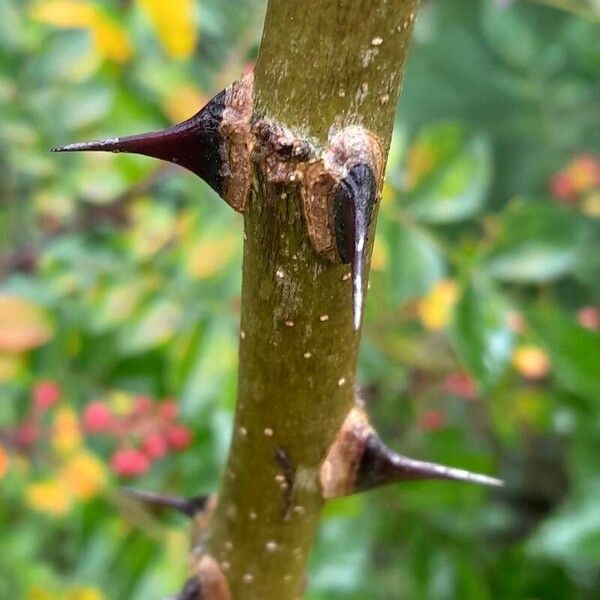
122;488;209;518
52;88;227;195
356;434;503;492
172;576;202;600
333;163;377;331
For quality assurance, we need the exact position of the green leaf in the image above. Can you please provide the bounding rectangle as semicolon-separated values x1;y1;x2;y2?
487;198;583;283
528;487;600;563
402;123;492;224
118;299;182;355
532;305;600;400
451;278;514;389
384;220;446;304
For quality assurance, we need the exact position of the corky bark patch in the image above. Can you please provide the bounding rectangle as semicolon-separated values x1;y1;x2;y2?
219;72;256;212
319;407;372;499
193;554;233;600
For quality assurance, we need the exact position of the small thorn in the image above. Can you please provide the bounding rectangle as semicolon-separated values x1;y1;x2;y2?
357;434;503;492
122;488;208;518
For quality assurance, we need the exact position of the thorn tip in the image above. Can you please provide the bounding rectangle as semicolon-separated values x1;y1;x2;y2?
51;138;122;154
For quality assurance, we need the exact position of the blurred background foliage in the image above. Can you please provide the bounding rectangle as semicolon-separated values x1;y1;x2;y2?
0;0;599;598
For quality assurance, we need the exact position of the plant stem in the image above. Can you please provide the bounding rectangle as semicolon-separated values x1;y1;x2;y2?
204;2;419;598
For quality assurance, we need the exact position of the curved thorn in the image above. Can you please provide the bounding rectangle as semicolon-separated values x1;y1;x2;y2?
122;488;209;518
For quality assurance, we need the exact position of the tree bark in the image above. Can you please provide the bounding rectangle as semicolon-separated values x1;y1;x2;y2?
204;2;419;598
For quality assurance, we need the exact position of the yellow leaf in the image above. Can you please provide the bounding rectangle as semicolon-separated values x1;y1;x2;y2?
31;0;95;27
61;452;106;500
52;406;82;455
186;234;239;280
565;154;600;195
139;0;197;59
31;1;133;64
90;13;133;64
65;587;105;600
582;192;600;218
27;586;57;600
417;279;459;331
0;295;53;353
26;478;73;517
163;83;207;123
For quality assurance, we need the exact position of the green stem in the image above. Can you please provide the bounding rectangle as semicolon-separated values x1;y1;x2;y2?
204;2;419;598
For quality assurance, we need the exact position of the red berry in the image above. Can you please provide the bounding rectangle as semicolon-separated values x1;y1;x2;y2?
142;433;168;459
83;401;113;433
14;423;39;448
418;410;446;432
443;371;477;401
33;380;61;410
578;306;600;331
158;399;178;422
110;448;150;477
133;395;153;414
550;173;576;202
165;425;192;450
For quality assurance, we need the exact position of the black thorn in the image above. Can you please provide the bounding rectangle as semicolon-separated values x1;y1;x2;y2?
333;163;377;331
122;488;209;518
356;434;503;492
51;88;227;195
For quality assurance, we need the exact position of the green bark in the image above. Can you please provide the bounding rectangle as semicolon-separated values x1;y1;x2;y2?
204;2;419;598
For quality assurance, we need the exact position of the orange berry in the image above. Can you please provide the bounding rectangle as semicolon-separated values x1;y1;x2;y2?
512;345;551;380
